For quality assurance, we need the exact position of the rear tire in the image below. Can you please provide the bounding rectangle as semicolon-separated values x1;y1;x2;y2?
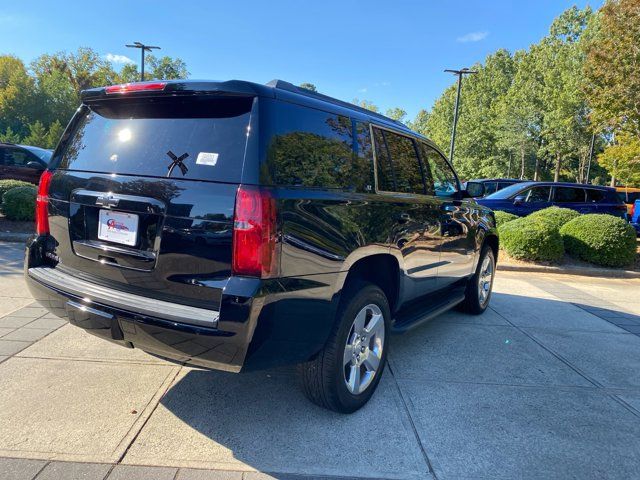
459;246;495;315
298;282;390;413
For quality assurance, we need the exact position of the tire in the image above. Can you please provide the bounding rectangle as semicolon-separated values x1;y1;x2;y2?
459;246;495;315
298;281;390;413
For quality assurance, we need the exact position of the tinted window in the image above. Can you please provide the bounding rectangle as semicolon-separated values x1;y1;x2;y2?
555;187;586;203
382;130;424;194
263;102;368;191
585;189;605;203
419;143;458;196
2;148;32;166
497;181;516;191
617;191;640;204
520;186;551;202
484;182;499;195
372;127;395;192
53;97;253;182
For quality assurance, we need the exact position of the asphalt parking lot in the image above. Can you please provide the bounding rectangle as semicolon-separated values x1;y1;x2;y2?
1;241;640;480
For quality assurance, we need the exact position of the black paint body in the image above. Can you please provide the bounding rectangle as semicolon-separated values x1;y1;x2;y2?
24;79;497;372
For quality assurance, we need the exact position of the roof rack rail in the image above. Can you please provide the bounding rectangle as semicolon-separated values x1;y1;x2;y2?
266;79;407;128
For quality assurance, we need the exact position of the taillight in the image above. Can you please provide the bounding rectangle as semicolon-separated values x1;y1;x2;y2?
631;203;635;218
36;170;53;235
105;82;167;94
232;186;278;278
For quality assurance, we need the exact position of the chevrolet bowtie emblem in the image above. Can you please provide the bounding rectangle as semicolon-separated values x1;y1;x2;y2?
166;151;189;177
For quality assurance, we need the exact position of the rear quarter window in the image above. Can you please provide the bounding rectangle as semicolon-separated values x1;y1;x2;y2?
260;100;371;192
52;96;254;183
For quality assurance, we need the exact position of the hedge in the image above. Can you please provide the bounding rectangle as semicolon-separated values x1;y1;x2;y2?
0;180;33;203
560;214;637;267
494;210;519;227
527;206;580;231
1;185;37;221
498;216;564;262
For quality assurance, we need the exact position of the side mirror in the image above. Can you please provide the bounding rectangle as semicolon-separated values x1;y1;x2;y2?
513;195;526;205
464;181;485;198
27;161;45;171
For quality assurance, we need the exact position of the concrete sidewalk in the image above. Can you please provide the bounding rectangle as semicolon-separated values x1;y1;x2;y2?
1;241;640;479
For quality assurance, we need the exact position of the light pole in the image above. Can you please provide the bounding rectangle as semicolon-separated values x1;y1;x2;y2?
585;132;595;184
125;42;161;81
444;68;477;163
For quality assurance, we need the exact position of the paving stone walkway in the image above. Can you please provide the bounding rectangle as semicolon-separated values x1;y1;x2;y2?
1;241;640;480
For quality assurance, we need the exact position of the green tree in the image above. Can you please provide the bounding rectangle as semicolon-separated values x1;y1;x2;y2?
386;107;407;123
0;55;37;138
353;98;379;113
299;82;317;92
597;132;640;186
145;54;189;80
0;126;21;143
45;120;65;149
583;0;640;137
22;121;48;147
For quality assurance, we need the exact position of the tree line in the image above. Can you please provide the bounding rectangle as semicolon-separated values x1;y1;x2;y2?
1;1;637;187
355;1;639;186
0;48;188;149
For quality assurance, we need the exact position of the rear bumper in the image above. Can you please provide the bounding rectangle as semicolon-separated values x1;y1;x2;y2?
24;236;340;372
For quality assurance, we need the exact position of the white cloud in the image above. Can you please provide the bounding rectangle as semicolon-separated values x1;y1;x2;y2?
456;31;489;43
358;87;368;93
105;53;135;65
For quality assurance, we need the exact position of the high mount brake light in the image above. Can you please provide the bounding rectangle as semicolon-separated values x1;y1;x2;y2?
36;170;53;235
232;186;278;278
105;82;167;94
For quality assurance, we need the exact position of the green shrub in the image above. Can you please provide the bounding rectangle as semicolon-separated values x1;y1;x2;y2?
1;186;36;221
528;206;580;230
0;180;33;202
494;210;519;227
560;214;637;267
499;216;564;262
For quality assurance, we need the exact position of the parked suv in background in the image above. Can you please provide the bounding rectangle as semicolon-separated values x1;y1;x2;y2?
24;80;498;412
477;181;627;218
464;178;523;197
0;143;51;184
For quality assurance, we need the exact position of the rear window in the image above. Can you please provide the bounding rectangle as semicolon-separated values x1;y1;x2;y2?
52;96;254;182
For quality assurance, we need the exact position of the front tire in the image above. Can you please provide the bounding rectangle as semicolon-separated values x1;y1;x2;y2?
298;282;390;413
459;246;495;314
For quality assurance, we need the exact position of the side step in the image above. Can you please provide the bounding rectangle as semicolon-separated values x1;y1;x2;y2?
391;288;466;334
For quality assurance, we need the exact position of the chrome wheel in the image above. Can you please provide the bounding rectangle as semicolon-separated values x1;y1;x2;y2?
478;253;494;307
343;304;385;395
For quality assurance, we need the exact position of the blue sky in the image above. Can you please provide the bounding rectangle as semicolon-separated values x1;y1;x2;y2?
1;0;601;120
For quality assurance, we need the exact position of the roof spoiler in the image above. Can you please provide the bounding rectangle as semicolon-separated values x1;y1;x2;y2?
81;80;268;102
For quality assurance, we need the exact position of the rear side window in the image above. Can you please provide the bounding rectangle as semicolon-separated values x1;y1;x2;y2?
484;182;499;195
52;96;253;182
419;143;458;197
518;186;551;202
586;189;605;203
2;148;32;166
555;187;586;203
497;181;515;191
261;101;370;191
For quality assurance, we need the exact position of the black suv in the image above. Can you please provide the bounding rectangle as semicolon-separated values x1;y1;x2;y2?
24;80;498;413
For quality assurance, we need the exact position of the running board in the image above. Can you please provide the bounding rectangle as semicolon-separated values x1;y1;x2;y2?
391;291;466;334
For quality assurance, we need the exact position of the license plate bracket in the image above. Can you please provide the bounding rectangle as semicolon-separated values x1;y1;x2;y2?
98;209;139;246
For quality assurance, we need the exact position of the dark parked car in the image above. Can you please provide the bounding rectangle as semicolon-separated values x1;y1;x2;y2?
464;178;524;197
477;181;627;218
0;143;51;184
24;79;498;412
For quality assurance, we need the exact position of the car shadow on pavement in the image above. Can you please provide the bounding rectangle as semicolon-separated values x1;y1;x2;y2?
145;292;640;479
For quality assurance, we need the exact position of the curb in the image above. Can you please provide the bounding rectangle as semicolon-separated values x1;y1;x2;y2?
0;232;30;243
497;263;640;279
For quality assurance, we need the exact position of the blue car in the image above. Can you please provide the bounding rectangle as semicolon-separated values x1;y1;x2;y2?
631;199;640;234
476;181;628;218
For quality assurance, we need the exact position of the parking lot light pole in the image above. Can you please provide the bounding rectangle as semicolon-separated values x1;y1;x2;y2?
125;42;161;81
445;68;477;164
